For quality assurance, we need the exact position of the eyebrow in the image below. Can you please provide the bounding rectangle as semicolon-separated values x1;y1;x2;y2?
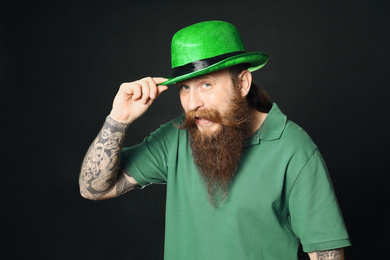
179;75;217;86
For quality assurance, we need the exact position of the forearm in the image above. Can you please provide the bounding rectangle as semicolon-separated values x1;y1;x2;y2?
308;248;344;260
79;115;129;200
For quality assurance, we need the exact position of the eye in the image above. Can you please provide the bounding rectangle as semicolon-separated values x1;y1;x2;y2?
179;85;190;91
202;83;211;88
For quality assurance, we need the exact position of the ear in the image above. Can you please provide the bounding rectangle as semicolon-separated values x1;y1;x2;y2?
239;70;252;97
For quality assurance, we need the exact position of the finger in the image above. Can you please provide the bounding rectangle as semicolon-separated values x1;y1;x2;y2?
119;82;134;95
156;85;168;97
144;77;158;99
145;85;169;106
117;83;136;104
139;80;151;104
131;83;142;101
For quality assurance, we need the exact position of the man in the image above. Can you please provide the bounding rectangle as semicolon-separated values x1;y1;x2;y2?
80;21;351;259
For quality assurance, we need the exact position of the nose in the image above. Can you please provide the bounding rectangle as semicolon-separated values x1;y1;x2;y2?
188;88;204;111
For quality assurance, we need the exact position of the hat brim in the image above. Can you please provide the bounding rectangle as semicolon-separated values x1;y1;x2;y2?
159;52;269;86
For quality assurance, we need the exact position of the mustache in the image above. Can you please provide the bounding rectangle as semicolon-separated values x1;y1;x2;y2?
186;109;223;124
182;108;245;129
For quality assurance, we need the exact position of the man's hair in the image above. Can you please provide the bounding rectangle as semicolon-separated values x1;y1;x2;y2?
228;64;273;113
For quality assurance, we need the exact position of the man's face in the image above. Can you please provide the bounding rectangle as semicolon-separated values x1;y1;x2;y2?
178;69;240;136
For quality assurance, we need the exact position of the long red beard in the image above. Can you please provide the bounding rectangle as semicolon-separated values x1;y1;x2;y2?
180;89;252;206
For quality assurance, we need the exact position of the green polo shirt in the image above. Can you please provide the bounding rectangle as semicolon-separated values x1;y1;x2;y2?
121;104;351;259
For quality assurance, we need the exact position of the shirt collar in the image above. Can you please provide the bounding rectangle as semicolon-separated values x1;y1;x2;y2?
246;103;287;146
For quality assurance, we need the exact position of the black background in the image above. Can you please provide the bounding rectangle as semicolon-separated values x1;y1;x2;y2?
2;0;389;259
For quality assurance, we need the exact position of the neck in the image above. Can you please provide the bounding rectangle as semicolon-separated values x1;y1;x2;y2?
249;109;268;136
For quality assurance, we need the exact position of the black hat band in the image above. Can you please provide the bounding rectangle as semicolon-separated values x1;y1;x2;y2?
171;51;245;79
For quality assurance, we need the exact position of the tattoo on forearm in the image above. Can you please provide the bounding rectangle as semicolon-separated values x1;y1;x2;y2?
316;249;342;260
116;170;136;196
79;116;129;199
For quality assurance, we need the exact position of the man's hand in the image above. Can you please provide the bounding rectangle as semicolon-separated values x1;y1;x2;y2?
110;77;168;124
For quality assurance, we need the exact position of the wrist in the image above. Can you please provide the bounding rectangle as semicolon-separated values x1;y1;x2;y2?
109;110;136;124
106;115;130;130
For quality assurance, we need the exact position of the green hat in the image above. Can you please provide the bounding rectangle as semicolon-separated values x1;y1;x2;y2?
160;21;269;85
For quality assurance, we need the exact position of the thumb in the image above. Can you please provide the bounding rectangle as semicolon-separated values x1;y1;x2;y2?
156;85;169;97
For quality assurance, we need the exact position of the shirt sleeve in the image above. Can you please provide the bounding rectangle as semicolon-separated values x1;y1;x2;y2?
288;148;351;252
120;122;177;187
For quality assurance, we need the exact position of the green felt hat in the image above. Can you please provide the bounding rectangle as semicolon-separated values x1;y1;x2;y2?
160;21;269;85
